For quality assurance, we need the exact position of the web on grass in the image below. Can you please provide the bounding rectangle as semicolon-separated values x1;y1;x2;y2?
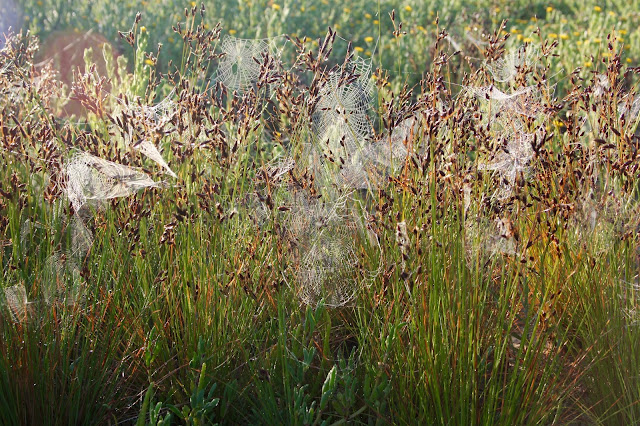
114;90;178;178
312;58;373;150
283;193;381;308
2;284;30;322
41;252;84;306
486;45;538;83
570;186;639;254
131;139;176;178
618;94;640;128
215;36;271;93
302;58;374;186
64;151;162;213
339;116;414;189
70;215;93;259
464;215;517;267
466;85;545;123
478;131;535;199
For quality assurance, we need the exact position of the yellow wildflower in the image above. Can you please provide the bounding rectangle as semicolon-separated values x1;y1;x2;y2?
373;19;379;25
354;46;364;52
364;36;374;43
523;37;534;43
272;3;280;10
190;1;196;6
560;33;569;40
300;6;305;11
365;13;372;19
405;5;413;12
584;61;592;67
343;7;351;13
229;29;237;35
365;50;372;56
626;58;632;63
594;6;602;12
546;6;553;12
548;33;558;39
144;59;154;66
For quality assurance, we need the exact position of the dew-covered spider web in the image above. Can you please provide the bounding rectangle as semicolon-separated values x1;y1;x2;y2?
2;284;29;322
464;215;517;267
486;45;538;83
312;58;373;149
618;94;640;126
466;85;545;122
64;151;162;213
215;36;274;93
282;193;381;308
41;252;84;305
70;214;93;259
570;185;640;254
339;116;414;189
131;139;176;178
113;90;178;178
478;130;535;199
299;57;374;187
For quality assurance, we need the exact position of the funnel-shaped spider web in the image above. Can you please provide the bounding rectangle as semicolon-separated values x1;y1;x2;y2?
64;152;161;213
114;90;178;178
467;85;544;122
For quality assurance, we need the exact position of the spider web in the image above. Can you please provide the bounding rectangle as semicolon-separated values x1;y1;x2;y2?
302;58;374;186
466;85;545;124
339;116;413;189
64;151;162;213
618;94;640;125
114;90;178;178
41;252;84;305
282;193;380;308
70;215;93;259
464;215;517;267
478;131;535;199
3;284;29;322
131;139;177;178
215;36;271;93
486;45;538;83
570;186;640;254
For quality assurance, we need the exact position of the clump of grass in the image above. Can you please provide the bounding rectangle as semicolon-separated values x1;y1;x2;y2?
1;3;640;423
